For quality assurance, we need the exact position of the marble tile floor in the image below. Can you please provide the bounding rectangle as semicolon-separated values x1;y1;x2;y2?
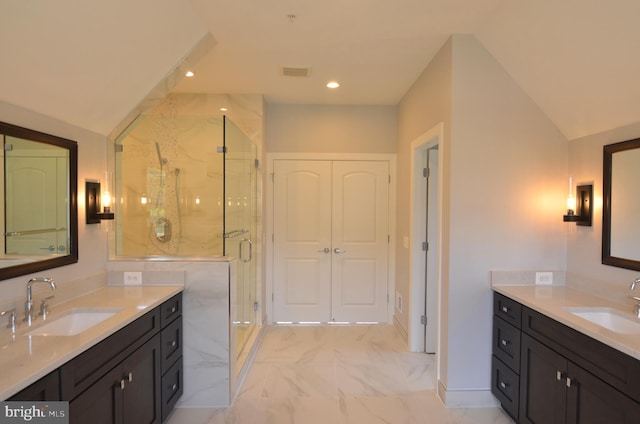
167;324;514;424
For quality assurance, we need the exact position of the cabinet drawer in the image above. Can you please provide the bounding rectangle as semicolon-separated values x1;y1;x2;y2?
160;293;182;328
493;316;521;372
494;292;521;328
61;307;160;400
491;355;519;421
161;357;183;421
161;316;182;374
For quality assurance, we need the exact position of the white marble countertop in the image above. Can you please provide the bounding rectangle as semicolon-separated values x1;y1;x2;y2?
0;285;183;400
492;285;640;361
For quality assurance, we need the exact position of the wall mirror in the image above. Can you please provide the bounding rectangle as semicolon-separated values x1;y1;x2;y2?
602;137;640;271
0;122;78;280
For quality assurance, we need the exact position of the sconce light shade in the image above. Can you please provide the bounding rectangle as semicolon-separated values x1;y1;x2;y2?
86;181;114;224
563;184;592;226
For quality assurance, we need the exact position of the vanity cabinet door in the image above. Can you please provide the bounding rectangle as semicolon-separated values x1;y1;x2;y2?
121;334;161;424
9;370;60;401
566;362;640;424
69;334;161;424
519;334;567;424
69;366;123;424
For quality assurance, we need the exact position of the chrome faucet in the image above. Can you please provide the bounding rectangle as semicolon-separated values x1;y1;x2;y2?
25;277;55;325
630;278;640;318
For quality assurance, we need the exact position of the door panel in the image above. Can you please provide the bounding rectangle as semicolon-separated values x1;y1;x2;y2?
273;161;332;322
273;160;389;323
331;161;389;322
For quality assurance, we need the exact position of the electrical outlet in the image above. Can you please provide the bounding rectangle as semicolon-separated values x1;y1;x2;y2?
124;272;142;286
535;271;553;285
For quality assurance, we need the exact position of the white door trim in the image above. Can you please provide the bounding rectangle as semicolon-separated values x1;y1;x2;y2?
409;123;444;384
266;152;397;324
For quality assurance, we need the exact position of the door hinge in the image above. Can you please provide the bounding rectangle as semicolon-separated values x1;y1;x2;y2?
4;144;13;151
387;294;390;303
254;301;259;311
216;146;226;153
422;241;428;251
388;175;391;184
272;292;275;302
421;315;427;325
423;167;429;178
271;172;274;182
255;158;260;169
115;144;123;153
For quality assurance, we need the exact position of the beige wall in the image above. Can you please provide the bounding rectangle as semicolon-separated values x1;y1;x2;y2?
396;38;453;381
397;35;570;394
0;100;108;302
266;104;396;153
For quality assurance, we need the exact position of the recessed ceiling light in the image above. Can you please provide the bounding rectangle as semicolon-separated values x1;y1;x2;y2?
185;71;195;77
327;81;340;89
220;107;228;112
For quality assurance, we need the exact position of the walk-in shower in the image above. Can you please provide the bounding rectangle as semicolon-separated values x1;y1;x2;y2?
114;95;259;372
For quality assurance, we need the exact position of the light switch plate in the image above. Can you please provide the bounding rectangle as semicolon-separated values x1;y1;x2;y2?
124;272;142;286
535;271;553;285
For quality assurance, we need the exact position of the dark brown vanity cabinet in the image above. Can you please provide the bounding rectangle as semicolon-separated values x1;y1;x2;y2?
7;293;183;424
492;291;640;424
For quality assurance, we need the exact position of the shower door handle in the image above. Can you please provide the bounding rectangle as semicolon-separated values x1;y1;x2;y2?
239;238;253;263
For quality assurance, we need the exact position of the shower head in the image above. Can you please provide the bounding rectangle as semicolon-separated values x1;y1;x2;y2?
155;142;168;166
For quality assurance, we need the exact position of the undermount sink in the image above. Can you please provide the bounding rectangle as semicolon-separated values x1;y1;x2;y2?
564;307;640;334
27;308;122;336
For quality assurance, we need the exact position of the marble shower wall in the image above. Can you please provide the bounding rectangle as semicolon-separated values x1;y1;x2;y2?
108;258;238;407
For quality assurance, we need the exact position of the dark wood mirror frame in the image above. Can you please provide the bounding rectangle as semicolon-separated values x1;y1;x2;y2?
602;137;640;271
0;122;78;280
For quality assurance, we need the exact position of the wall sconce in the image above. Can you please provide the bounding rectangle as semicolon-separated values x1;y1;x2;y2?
563;180;593;226
86;181;115;224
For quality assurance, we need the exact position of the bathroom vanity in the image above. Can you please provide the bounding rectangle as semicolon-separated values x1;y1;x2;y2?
1;286;183;424
491;287;640;423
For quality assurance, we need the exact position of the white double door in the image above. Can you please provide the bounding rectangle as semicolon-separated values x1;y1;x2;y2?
273;160;389;323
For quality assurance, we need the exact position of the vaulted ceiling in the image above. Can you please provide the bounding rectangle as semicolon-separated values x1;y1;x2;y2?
1;0;639;140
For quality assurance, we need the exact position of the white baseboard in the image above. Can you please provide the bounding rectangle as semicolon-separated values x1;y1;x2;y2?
392;315;408;345
437;380;500;408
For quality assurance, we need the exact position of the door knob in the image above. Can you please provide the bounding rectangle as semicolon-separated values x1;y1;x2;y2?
317;248;330;253
334;248;346;254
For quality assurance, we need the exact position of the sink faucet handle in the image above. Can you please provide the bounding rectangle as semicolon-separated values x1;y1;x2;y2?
1;308;17;334
630;278;640;290
39;296;55;319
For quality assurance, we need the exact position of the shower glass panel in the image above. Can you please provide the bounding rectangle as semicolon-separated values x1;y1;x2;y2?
223;117;258;369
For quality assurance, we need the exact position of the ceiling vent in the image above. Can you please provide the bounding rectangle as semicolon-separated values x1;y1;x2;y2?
281;66;311;77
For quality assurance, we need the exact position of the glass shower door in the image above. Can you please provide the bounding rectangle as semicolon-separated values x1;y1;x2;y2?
223;117;258;370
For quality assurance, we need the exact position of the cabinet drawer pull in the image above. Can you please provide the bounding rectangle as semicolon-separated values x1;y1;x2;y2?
566;377;572;388
170;383;178;391
128;372;133;383
556;371;563;381
169;340;177;348
120;379;126;390
499;381;509;390
500;339;510;347
501;306;509;313
170;306;177;313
